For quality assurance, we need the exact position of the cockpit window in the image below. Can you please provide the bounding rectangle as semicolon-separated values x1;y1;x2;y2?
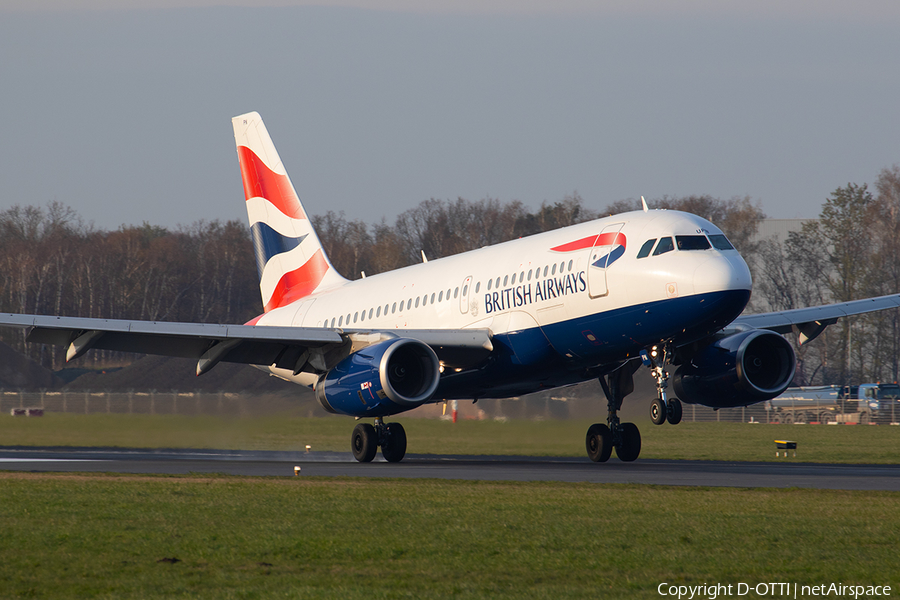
652;237;674;256
636;239;656;259
676;235;711;250
709;234;734;250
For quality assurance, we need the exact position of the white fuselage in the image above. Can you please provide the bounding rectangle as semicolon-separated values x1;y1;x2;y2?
252;209;752;399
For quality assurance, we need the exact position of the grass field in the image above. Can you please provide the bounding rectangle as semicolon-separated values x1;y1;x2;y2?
1;474;898;599
2;413;899;463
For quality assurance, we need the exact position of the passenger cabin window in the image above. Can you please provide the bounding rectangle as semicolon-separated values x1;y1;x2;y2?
653;237;675;256
709;234;735;250
636;239;656;259
676;236;711;250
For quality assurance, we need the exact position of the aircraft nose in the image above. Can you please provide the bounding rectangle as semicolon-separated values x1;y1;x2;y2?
693;254;752;295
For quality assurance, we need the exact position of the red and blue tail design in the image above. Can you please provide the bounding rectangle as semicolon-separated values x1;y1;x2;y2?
232;112;347;312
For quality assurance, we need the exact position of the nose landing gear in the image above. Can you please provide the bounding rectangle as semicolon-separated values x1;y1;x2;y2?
643;345;682;426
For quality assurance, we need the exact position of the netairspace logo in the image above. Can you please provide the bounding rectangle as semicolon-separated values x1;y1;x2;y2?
657;582;892;600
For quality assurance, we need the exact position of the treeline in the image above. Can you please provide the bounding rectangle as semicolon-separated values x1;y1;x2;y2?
753;166;900;387
0;205;258;367
2;169;899;389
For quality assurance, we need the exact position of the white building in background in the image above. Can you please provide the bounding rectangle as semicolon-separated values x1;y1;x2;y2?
753;219;814;244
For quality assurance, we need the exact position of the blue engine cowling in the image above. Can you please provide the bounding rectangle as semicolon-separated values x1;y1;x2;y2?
672;329;796;408
315;338;441;417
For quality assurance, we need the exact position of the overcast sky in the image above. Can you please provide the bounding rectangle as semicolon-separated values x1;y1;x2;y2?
1;1;898;230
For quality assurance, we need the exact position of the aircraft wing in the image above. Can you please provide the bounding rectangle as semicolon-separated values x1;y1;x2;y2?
732;293;900;344
0;314;493;375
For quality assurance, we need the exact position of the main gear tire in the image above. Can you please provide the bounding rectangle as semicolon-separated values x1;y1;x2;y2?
586;423;613;463
615;422;642;462
351;423;378;463
381;422;407;463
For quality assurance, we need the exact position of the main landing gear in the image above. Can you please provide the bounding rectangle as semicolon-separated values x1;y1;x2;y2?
585;364;642;462
351;417;407;463
642;345;682;426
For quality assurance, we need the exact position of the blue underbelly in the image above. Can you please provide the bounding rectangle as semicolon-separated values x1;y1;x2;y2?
434;289;750;400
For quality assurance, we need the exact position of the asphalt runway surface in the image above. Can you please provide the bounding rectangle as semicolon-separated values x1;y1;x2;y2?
1;446;899;490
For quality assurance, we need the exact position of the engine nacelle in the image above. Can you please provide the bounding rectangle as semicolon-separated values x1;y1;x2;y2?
672;329;796;408
315;338;441;417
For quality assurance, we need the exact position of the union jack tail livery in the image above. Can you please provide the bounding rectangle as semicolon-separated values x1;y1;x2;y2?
232;112;347;312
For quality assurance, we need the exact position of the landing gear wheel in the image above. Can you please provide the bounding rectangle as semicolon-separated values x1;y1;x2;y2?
351;423;377;462
650;397;667;425
615;422;641;462
666;398;683;425
585;423;613;463
381;422;407;463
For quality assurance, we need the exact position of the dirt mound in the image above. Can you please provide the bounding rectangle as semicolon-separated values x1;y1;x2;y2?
64;354;307;396
0;341;63;390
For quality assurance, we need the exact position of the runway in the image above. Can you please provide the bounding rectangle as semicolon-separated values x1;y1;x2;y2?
1;446;898;490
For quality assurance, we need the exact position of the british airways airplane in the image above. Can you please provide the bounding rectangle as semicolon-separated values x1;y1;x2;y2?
3;112;899;463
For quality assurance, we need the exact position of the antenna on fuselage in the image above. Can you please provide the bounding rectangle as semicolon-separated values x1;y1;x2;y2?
641;196;649;212
421;251;428;263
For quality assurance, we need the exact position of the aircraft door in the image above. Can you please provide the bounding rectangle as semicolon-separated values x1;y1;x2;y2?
459;276;472;314
587;223;625;299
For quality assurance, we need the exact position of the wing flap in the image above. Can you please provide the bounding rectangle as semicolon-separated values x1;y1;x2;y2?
0;314;494;375
734;294;900;341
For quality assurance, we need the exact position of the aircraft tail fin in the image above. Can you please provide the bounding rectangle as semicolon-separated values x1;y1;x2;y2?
232;112;347;312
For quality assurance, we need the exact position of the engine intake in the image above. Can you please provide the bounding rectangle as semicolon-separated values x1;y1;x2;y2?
315;338;440;417
672;329;796;408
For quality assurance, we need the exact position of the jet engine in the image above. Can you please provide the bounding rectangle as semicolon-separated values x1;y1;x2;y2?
315;338;441;417
672;329;795;408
